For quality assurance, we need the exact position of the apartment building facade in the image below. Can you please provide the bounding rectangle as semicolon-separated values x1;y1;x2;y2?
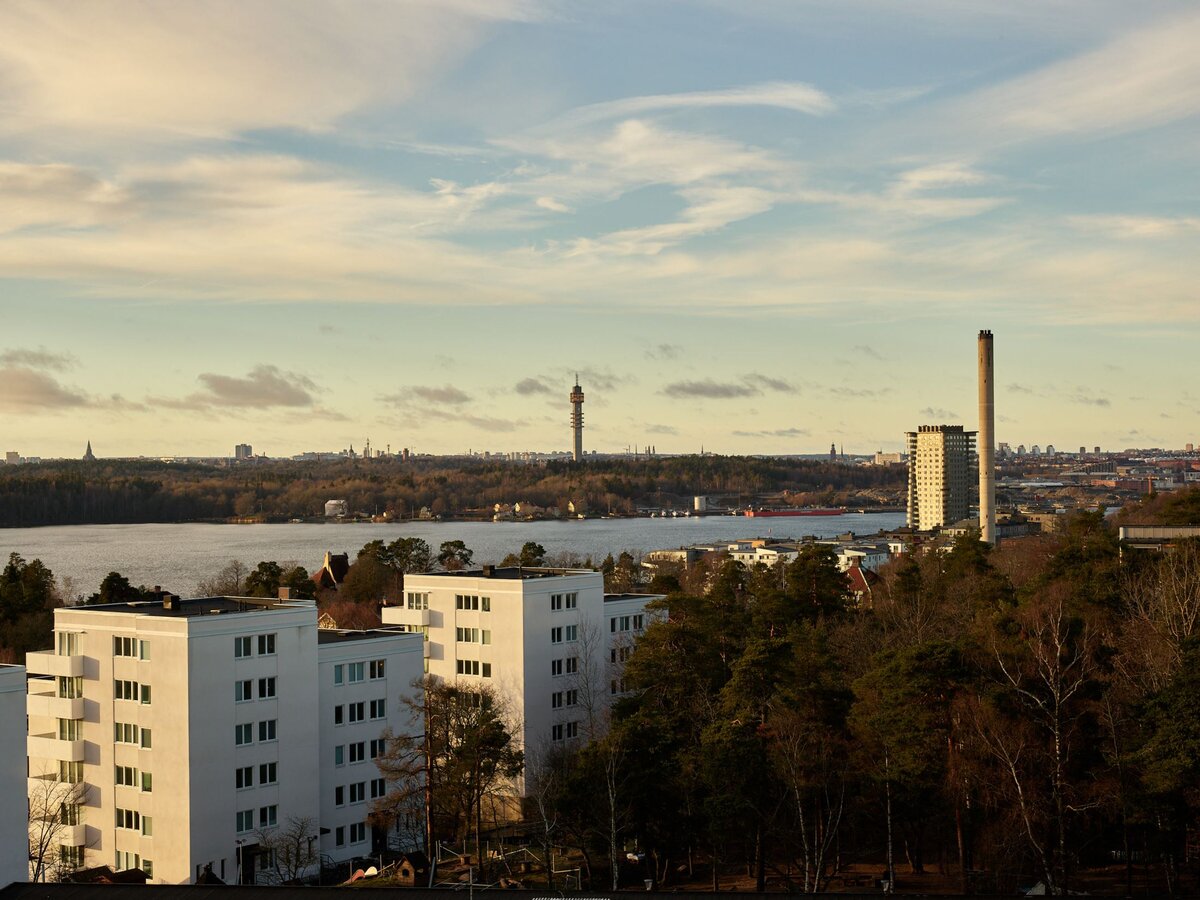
380;567;661;776
25;595;422;885
1;665;26;886
906;424;977;531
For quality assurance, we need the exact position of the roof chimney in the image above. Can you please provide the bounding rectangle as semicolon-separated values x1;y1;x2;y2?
482;564;495;577
163;593;179;611
277;587;293;601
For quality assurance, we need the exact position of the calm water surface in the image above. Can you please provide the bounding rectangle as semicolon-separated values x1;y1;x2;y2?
2;513;906;596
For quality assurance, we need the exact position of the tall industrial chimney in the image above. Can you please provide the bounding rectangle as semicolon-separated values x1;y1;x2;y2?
570;375;585;462
978;330;996;544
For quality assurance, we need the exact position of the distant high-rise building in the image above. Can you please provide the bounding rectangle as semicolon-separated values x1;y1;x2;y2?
4;451;18;465
1080;446;1087;455
1187;443;1194;452
830;443;837;462
234;443;253;460
1046;444;1056;455
1095;446;1101;454
82;441;96;462
978;330;995;545
906;425;977;531
570;376;585;463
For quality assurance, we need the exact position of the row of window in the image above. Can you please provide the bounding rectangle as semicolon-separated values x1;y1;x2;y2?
611;646;632;664
114;721;152;747
550;657;578;677
235;805;277;833
455;594;491;611
234;720;277;745
59;761;84;784
114;765;153;792
234;634;276;658
58;718;82;740
610;614;644;633
406;592;429;610
551;721;579;741
115;808;153;835
332;699;385;725
334;822;368;846
550;689;578;709
455;659;492;677
550;592;578;611
235;762;278;789
455;627;491;644
334;777;386;806
235;677;276;702
57;676;83;699
114;850;151;878
114;679;151;704
113;637;151;659
334;739;386;766
550;625;578;644
332;660;386;684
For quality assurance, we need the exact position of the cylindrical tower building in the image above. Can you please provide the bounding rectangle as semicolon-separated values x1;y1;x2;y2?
570;377;585;462
978;330;996;544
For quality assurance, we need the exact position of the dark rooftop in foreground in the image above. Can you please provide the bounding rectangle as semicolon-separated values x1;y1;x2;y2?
317;627;418;644
60;595;308;618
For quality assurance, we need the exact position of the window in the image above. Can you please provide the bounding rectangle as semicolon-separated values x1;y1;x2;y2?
565;656;578;674
58;632;80;656
482;596;490;611
259;762;277;785
634;614;644;631
140;727;152;749
551;659;563;677
551;627;563;644
335;786;345;806
59;718;82;740
59;760;83;784
333;664;343;685
334;704;344;725
335;826;346;847
350;822;366;843
139;640;151;660
551;724;564;742
551;592;578;611
257;633;276;656
258;719;277;742
60;803;81;826
565;689;579;707
142;860;154;878
456;594;480;610
115;765;137;787
482;662;492;678
236;766;253;790
349;742;365;763
349;782;365;803
370;777;387;799
370;739;385;759
348;662;364;683
60;845;85;869
236;809;254;833
369;699;386;719
370;659;386;679
611;678;627;695
114;679;138;701
565;624;578;642
114;636;138;657
348;702;365;723
334;745;345;766
456;627;479;643
141;772;153;792
235;680;252;702
407;591;429;610
258;677;276;699
115;808;140;830
235;723;253;746
551;691;563;709
259;805;277;828
234;636;251;658
58;676;83;699
141;816;154;837
456;659;480;676
140;684;152;705
566;721;578;738
115;850;140;872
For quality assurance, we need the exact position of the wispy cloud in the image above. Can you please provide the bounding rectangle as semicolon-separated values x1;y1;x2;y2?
408;385;472;405
0;346;76;371
663;380;758;400
152;365;319;411
645;343;683;361
918;406;959;419
0;366;88;412
515;377;554;396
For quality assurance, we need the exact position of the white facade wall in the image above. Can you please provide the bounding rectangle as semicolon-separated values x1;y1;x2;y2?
26;598;421;886
0;665;27;885
317;631;424;861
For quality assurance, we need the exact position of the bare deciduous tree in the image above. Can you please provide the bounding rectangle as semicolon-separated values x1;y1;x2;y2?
256;816;319;884
28;771;89;883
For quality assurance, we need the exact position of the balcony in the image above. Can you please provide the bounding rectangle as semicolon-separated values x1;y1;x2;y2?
28;733;85;762
26;651;83;678
27;690;85;720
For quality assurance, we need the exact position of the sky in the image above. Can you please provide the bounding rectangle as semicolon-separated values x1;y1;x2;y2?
2;0;1199;458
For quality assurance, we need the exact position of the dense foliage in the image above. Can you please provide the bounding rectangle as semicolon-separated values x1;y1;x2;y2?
0;456;905;527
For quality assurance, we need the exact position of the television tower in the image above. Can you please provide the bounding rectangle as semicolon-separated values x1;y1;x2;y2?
570;375;585;462
978;330;996;544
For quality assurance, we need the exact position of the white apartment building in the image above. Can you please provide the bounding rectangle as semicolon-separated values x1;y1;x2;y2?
381;567;662;784
906;425;977;531
1;664;27;886
25;595;422;885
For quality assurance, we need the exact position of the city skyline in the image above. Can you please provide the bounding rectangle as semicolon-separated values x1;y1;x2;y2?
3;2;1199;457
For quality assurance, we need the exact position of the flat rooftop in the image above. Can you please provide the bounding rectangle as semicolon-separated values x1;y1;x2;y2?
412;566;596;581
59;596;310;618
317;627;417;645
604;592;665;603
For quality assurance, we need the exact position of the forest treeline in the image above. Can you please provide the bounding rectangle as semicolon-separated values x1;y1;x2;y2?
0;456;905;527
493;516;1200;895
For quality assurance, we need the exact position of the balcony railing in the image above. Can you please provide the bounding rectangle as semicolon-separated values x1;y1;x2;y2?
27;691;85;720
26;651;83;678
28;733;85;762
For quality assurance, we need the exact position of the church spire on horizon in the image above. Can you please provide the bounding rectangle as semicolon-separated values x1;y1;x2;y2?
83;441;96;461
